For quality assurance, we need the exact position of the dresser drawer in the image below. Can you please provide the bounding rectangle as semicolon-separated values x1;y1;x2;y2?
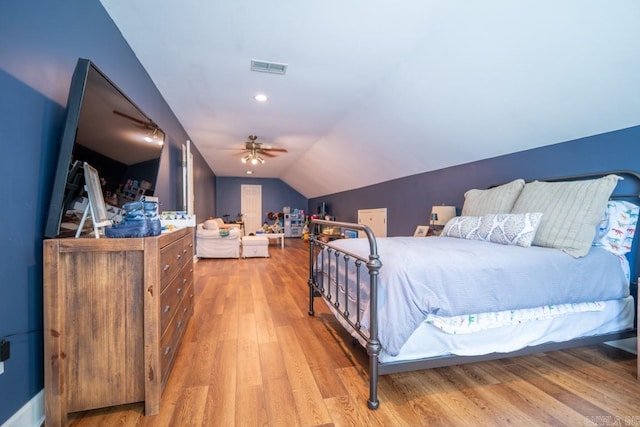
160;281;194;385
181;236;194;265
160;262;193;333
159;238;188;291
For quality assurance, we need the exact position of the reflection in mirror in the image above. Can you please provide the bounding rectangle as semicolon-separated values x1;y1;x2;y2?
44;58;164;238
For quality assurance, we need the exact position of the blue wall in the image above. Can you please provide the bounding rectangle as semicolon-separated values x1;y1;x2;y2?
216;177;308;228
311;126;640;237
1;0;639;424
0;1;216;423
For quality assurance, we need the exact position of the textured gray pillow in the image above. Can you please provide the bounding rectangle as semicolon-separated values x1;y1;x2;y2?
510;174;620;257
442;216;482;239
461;179;525;216
476;212;543;247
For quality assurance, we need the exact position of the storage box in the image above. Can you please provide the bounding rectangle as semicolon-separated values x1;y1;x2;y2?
242;236;269;258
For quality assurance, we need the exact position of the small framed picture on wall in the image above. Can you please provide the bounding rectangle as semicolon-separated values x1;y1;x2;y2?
413;225;430;237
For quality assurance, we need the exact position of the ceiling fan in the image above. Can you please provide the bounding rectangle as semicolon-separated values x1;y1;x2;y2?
112;110;163;143
235;135;288;164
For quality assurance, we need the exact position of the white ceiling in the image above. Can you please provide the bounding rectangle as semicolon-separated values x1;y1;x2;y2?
99;1;640;198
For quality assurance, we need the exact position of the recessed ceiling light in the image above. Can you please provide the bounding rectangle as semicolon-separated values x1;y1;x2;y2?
254;94;268;102
245;170;254;175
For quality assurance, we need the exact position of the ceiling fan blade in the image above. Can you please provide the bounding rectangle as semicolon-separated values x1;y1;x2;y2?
225;135;287;158
113;110;149;127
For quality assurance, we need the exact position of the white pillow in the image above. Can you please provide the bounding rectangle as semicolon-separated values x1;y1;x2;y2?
476;212;543;247
203;219;219;230
442;216;482;240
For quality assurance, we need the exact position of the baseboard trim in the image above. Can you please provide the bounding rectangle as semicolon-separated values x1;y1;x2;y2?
1;389;44;427
605;337;637;354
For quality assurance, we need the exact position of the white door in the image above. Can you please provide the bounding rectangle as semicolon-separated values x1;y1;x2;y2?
358;208;387;238
241;184;262;236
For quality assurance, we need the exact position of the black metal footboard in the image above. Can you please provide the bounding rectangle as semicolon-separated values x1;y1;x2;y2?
307;219;383;409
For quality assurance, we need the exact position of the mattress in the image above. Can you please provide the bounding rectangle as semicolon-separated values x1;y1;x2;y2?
319;236;630;356
379;296;635;363
325;296;634;363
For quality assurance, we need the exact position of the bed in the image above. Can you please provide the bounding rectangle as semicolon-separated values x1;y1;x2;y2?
306;171;640;409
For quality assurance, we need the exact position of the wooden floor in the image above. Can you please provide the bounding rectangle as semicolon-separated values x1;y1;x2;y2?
68;238;639;426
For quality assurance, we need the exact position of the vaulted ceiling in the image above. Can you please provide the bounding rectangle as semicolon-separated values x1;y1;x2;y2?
99;1;640;198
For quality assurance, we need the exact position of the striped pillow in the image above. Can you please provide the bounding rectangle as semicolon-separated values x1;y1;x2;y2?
461;179;525;216
511;174;620;257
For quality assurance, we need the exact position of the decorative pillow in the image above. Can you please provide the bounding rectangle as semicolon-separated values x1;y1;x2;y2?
594;200;639;255
203;219;219;230
442;216;482;240
476;213;543;247
510;174;620;257
461;179;525;216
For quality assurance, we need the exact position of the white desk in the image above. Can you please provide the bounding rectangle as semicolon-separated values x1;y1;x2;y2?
264;233;285;248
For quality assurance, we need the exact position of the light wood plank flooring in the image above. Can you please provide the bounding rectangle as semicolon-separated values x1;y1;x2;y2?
69;238;639;426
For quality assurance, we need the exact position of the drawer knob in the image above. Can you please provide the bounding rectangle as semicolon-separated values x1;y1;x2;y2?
176;254;182;260
164;346;171;356
163;264;170;272
163;305;171;313
176;321;183;329
176;287;182;295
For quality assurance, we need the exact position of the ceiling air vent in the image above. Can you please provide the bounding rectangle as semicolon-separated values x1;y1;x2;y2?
250;60;288;75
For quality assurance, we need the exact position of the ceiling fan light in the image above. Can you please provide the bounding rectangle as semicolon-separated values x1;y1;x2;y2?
258;156;265;164
251;157;258;165
143;127;163;145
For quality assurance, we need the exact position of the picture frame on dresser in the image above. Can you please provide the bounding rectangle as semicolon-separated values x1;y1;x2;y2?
75;162;112;238
413;225;430;237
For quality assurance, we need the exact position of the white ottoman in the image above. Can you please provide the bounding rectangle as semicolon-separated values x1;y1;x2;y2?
242;235;270;258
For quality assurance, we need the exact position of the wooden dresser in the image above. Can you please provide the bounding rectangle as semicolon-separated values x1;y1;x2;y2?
43;227;194;427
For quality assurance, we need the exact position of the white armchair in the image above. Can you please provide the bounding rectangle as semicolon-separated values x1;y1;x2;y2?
196;219;241;258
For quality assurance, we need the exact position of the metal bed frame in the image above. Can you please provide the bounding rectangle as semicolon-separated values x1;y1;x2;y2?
307;170;640;410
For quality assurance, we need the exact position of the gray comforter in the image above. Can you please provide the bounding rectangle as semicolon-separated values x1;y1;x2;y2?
322;236;629;356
